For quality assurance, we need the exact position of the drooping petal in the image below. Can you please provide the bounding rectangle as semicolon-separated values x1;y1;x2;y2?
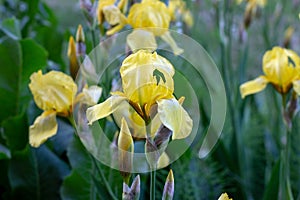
29;110;58;148
293;80;300;95
127;29;157;53
240;76;269;98
157;98;193;140
86;95;126;124
29;70;77;116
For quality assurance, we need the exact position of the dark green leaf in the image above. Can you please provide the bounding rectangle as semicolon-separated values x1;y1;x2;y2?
0;18;21;40
60;136;107;200
263;159;280;200
0;38;47;123
8;145;69;200
0;144;11;160
2;112;28;151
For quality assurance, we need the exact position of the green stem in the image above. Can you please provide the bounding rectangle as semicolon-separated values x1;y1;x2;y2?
279;94;294;200
150;169;156;200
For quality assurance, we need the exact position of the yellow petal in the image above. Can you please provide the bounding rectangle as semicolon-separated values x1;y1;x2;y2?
157;98;193;140
120;50;175;115
160;31;184;55
157;152;170;169
29;110;58;148
240;76;269;98
262;46;300;92
126;29;157;53
127;0;171;36
29;70;77;116
97;0;116;24
86;95;126;124
118;118;134;151
218;193;232;200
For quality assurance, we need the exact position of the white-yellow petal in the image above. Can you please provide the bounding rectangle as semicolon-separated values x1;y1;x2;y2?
240;76;269;98
157;98;193;140
29;110;58;148
76;85;102;106
127;29;157;53
86;95;126;124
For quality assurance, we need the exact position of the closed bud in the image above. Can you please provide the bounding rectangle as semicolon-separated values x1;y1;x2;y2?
67;36;79;79
76;24;86;56
162;169;174;200
283;26;294;48
118;118;134;183
218;193;233;200
122;175;140;200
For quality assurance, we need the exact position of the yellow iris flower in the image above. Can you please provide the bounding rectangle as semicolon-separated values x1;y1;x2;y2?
240;46;300;98
126;0;183;55
97;0;128;35
87;50;192;140
168;0;194;27
29;70;102;147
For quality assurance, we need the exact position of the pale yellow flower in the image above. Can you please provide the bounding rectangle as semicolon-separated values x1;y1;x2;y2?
29;70;102;147
168;0;194;27
240;46;300;98
97;0;127;35
87;50;192;140
127;0;183;55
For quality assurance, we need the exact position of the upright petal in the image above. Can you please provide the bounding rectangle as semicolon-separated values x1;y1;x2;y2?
157;98;193;140
75;85;102;106
86;95;126;124
240;76;269;98
29;110;58;148
127;29;157;53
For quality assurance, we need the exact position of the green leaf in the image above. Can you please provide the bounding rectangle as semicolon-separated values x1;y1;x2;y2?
2;112;28;151
0;37;47;123
8;145;69;200
0;18;22;40
60;136;110;200
0;144;11;160
263;159;280;200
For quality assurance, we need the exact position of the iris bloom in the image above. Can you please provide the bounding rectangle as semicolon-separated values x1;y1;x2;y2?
168;0;194;27
87;50;192;140
127;0;183;55
240;46;300;98
29;70;102;147
97;0;128;35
